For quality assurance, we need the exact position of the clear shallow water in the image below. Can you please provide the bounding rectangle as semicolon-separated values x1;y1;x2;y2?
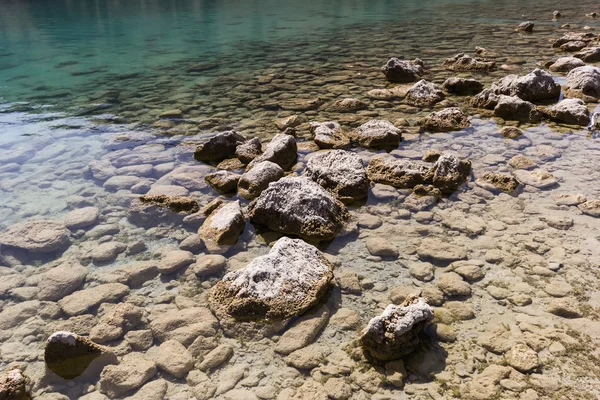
1;0;600;399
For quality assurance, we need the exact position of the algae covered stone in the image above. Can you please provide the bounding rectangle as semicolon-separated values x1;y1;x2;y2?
209;236;334;321
0;366;31;400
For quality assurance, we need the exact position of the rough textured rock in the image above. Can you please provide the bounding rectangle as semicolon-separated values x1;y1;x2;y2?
248;133;297;170
574;46;600;62
351;120;401;148
549;57;585;72
209;237;334;321
478;173;520;192
505;343;540;372
274;305;330;355
304;150;369;203
552;34;585;48
404;80;445;107
235;137;262;164
381;58;424;83
442;77;483;95
309;121;350;149
491;69;561;102
64;207;100;230
38;263;88;301
45;331;108;379
420;108;471;132
470;89;500;109
441;53;495;72
500;126;523;139
99;352;157;398
564;66;600;101
544;98;590;125
198;201;246;246
59;283;129;316
360;297;434;360
516;21;534;32
0;367;30;400
151;340;194;378
194;131;246;162
248;176;348;241
205;170;240;194
138;195;199;213
579;200;600;217
494;95;543;122
0;219;70;253
425;154;472;194
513;169;558;189
237;161;284;200
329;98;369;112
367;155;429;189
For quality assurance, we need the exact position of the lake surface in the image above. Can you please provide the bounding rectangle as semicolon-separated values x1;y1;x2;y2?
1;0;600;399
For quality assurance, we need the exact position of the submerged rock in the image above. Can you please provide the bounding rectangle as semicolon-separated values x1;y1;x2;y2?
381;58;424;83
99;352;157;398
248;176;348;241
237;161;284;200
494;95;543;122
0;219;70;253
64;207;99;230
45;331;107;379
491;69;561;102
0;366;30;400
420;108;471;132
304;150;369;203
549;57;585;73
204;170;241;194
564;66;600;102
329;98;369;112
478;173;520;192
139;195;199;214
367;155;430;189
194;131;246;162
248;133;297;170
513;169;558;189
404;80;445;107
442;77;483;95
310;121;351;149
209;237;334;321
441;53;495;72
198;201;246;246
360;297;434;360
351;120;401;148
544;98;590;125
235;137;262;164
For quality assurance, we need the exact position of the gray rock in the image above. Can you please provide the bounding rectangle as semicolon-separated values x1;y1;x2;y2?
367;154;429;189
103;175;143;191
494;95;543;122
194;131;246;162
381;58;424;83
309;121;350;149
442;77;483;95
564;66;600;101
198;201;246;246
491;69;560;102
248;176;348;241
420;108;471;132
205;170;240;194
516;21;534;32
329;98;369;112
304;150;368;203
235;137;262;164
237;161;284;200
544;98;590;125
248;133;297;170
549;57;586;73
404;80;445;107
426;153;472;194
552;34;585;48
0;219;70;253
441;53;495;72
64;207;100;230
0;366;30;399
351;120;401;148
38;262;88;301
574;46;600;62
470;89;500;109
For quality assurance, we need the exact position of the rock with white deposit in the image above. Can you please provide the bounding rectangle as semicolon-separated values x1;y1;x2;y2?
442;53;495;72
360;297;434;360
45;331;109;379
491;69;560;102
564;66;600;102
494;95;543;122
420;108;471;132
425;154;472;194
209;237;334;321
381;58;424;83
198;201;246;246
310;121;351;149
248;176;348;241
404;80;445;107
544;98;590;125
351;120;401;148
0;367;30;400
367;155;429;188
0;219;70;253
194;131;246;162
247;133;297;170
237;161;284;200
304;150;369;203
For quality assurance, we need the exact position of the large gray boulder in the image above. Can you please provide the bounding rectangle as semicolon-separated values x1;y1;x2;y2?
198;201;246;246
360;297;434;360
310;121;350;149
494;95;543;122
237;161;284;199
248;176;348;241
405;80;445;107
491;69;561;102
381;58;425;83
564;66;600;102
209;237;334;321
304;150;369;203
194;131;246;162
351;120;401;148
0;219;70;253
544;98;590;125
441;53;495;72
248;133;297;170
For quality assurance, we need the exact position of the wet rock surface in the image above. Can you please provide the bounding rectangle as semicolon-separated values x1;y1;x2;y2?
381;58;424;83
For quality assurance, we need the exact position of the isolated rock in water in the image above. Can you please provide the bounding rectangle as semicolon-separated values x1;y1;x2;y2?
579;200;600;217
367;155;429;189
204;170;240;194
441;53;495;72
442;77;484;95
420;108;471;132
351;120;401;148
494;95;543;122
237;161;284;200
198;201;246;246
0;366;30;400
209;237;334;320
574;47;600;62
0;219;70;253
248;133;297;170
478;173;520;192
304;150;369;203
516;21;534;32
544;98;590;125
513;169;558;189
491;69;561;102
248;176;349;241
549;57;585;72
329;98;369;112
425;154;472;194
235;137;262;164
64;207;99;230
404;80;445;107
564;66;600;101
470;89;500;109
310;121;350;149
45;331;105;379
552;34;585;48
194;131;246;162
360;297;434;360
381;58;425;83
139;194;199;214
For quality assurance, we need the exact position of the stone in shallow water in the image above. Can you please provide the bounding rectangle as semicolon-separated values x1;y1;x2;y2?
45;331;111;380
404;80;445;107
441;53;495;72
425;154;471;194
549;57;585;73
235;137;262;164
420;107;470;132
309;121;350;149
99;352;157;398
198;201;246;246
477;173;520;192
381;57;424;83
578;200;600;217
304;149;368;203
0;219;70;253
442;77;483;95
0;366;30;400
544;98;590;126
351;120;401;148
158;250;194;274
194;130;246;162
138;194;199;214
493;95;542;122
64;207;99;230
564;66;600;102
149;340;193;378
204;170;240;194
237;161;284;200
247;133;297;170
360;297;434;360
492;68;561;102
513;169;557;189
417;238;467;263
367;154;429;189
38;262;88;301
58;283;129;316
248;176;348;241
328;98;368;112
274;305;330;355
